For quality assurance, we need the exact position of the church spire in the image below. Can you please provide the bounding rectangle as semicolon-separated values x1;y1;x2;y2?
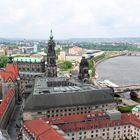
50;29;53;40
46;30;57;77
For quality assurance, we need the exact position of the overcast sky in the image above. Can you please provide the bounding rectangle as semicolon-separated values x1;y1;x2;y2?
0;0;140;39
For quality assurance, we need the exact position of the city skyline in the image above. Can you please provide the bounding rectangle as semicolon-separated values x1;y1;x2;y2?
0;0;140;39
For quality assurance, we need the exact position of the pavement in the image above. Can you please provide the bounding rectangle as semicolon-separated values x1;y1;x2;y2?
121;98;139;106
8;104;22;140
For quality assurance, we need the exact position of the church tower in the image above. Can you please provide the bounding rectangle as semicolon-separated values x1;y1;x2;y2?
46;30;57;77
78;57;89;82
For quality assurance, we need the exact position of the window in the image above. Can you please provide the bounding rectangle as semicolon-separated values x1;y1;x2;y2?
84;132;86;134
95;106;98;108
107;133;109;135
37;112;42;114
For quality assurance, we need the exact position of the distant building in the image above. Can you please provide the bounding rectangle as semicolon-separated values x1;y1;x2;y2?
6;50;13;56
0;44;8;50
58;51;82;62
33;43;38;53
19;46;34;54
30;52;47;58
69;46;83;55
0;50;5;56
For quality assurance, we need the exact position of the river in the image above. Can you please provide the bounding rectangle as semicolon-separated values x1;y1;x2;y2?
96;56;140;86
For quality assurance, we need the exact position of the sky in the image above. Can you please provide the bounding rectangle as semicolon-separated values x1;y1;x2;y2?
0;0;140;39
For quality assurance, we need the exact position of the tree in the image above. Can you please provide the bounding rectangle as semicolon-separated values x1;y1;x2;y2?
88;59;95;77
0;56;8;68
59;60;72;70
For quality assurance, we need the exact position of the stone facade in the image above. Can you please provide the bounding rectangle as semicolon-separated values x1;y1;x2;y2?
46;30;57;77
23;103;116;121
66;124;140;140
78;57;89;82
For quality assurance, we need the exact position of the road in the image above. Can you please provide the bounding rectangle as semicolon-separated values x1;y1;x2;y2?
8;104;22;140
121;98;139;106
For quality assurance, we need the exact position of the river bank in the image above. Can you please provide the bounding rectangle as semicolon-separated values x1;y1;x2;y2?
95;52;126;67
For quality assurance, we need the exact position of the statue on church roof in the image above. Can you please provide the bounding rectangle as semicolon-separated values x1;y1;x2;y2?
78;56;89;82
79;56;89;67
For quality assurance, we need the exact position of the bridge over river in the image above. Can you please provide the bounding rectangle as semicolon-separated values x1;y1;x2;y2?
113;85;140;93
99;80;140;95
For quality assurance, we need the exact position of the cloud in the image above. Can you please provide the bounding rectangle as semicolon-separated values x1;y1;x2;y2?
0;0;140;38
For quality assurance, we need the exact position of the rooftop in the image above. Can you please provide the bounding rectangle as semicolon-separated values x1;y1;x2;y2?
24;77;115;111
0;63;18;82
45;112;140;132
13;57;43;63
33;77;97;95
23;119;68;140
0;88;15;119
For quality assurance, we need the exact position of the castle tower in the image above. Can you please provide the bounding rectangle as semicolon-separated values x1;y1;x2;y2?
78;57;89;82
46;30;57;77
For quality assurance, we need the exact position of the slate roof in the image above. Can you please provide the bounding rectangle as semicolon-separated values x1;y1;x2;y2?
24;88;115;111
